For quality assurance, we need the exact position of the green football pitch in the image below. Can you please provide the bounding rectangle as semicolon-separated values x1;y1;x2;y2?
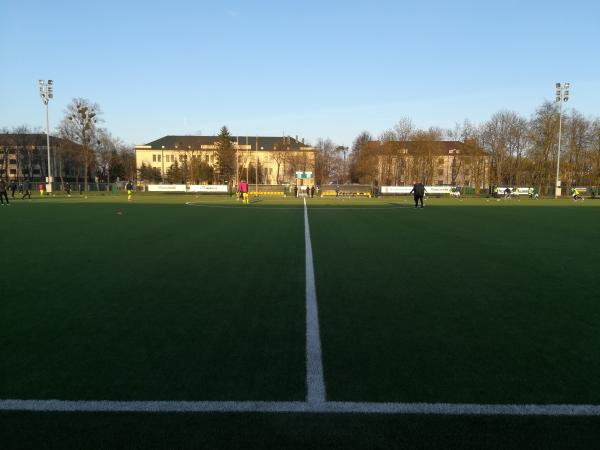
1;193;600;449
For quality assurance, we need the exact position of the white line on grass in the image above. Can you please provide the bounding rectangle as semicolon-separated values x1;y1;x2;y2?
2;400;600;416
304;197;327;404
185;201;410;210
4;200;600;416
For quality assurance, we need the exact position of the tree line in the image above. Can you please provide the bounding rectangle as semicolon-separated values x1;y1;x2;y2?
339;102;600;191
2;98;136;189
5;98;599;191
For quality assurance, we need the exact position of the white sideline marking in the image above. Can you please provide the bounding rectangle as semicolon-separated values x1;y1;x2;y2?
2;399;600;416
304;198;327;404
4;199;600;416
185;201;409;210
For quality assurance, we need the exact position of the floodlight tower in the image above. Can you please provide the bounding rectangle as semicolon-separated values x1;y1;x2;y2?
39;80;54;193
554;82;570;197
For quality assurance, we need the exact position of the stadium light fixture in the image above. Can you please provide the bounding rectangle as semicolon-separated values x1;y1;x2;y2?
554;82;570;198
39;79;54;193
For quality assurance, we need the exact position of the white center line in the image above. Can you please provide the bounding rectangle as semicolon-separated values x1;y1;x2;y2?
2;400;600;415
3;200;600;415
304;197;327;404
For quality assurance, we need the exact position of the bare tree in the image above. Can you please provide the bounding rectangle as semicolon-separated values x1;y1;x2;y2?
314;138;339;185
481;111;528;186
563;110;590;187
590;119;600;186
393;117;414;141
349;131;373;183
1;131;11;181
11;125;32;181
528;102;560;193
272;138;290;184
58;98;102;191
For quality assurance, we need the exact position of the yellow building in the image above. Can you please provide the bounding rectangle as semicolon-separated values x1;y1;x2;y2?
367;140;490;188
135;135;315;184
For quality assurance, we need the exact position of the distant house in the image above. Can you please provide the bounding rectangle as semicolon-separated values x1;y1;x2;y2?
366;140;490;188
0;133;82;181
135;135;316;184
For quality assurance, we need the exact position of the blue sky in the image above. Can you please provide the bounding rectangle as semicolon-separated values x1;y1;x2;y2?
1;0;599;146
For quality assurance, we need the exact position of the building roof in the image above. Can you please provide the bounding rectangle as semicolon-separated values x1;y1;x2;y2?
368;140;486;155
0;133;82;148
137;135;313;151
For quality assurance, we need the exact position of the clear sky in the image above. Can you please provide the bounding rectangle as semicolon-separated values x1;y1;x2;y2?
1;0;599;147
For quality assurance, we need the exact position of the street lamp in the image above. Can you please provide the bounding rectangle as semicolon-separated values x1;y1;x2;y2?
39;80;53;193
161;145;165;183
554;82;570;197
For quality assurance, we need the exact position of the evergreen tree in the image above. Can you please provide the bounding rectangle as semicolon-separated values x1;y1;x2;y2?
166;160;182;183
216;126;235;183
138;163;162;183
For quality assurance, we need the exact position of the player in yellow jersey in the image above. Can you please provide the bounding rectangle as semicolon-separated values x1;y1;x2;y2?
126;180;133;201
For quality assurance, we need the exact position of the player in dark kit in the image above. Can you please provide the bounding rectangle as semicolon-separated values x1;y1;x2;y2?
410;180;426;208
9;180;17;198
21;180;31;200
0;180;10;206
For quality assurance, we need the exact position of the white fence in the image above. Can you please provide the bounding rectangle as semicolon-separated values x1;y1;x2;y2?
497;187;532;196
147;184;228;193
381;186;454;195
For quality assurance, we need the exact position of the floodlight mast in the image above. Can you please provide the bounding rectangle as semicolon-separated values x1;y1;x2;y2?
554;82;570;198
39;80;54;193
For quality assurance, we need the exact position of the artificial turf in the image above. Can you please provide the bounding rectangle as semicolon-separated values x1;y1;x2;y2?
311;200;600;403
0;194;306;400
2;411;600;450
1;193;600;448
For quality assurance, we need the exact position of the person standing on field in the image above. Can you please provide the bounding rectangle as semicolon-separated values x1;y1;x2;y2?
410;180;426;208
21;179;31;200
0;180;9;206
9;180;16;198
126;180;134;201
239;179;249;204
38;183;44;197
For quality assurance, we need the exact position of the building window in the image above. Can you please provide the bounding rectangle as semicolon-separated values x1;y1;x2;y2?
152;154;157;162
10;169;16;175
437;169;444;176
9;159;17;165
437;157;444;165
157;155;161;162
437;180;444;185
